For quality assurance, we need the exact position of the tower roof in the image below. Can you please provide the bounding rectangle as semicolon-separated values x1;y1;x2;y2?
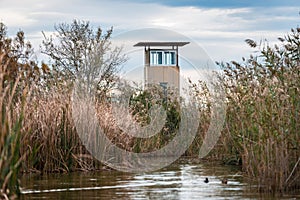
134;41;189;47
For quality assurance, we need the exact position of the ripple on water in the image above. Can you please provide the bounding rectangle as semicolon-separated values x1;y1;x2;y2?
20;162;297;200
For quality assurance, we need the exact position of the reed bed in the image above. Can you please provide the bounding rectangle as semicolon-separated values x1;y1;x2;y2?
217;28;300;193
0;53;29;199
1;22;299;198
185;80;211;157
188;28;299;193
20;86;134;173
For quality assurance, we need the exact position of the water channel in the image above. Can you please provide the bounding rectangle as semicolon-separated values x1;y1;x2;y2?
20;161;298;199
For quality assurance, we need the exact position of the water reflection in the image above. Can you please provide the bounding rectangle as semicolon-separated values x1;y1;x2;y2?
20;162;297;199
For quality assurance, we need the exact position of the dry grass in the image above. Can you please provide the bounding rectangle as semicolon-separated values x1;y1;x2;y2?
0;53;29;199
217;28;300;193
188;28;300;193
1;23;299;198
20;88;118;173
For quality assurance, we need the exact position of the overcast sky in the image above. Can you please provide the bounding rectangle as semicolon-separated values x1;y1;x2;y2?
0;0;299;82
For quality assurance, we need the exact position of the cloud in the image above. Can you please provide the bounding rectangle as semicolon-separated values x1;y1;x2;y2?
0;0;298;64
124;0;300;8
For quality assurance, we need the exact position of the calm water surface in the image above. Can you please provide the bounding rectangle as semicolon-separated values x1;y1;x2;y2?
20;162;298;199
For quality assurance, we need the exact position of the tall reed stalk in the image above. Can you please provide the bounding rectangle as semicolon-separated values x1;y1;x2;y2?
0;53;29;199
218;28;300;193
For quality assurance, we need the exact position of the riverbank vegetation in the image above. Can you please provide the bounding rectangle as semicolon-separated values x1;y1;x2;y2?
190;27;300;193
219;28;300;193
0;20;299;198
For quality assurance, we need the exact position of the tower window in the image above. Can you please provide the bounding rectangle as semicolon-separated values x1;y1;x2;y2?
150;50;176;66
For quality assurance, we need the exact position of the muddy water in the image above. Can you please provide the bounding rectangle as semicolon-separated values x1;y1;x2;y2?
20;162;298;199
